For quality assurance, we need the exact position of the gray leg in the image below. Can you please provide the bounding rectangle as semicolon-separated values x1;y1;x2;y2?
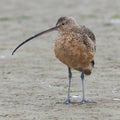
80;71;96;104
80;71;88;104
65;67;72;104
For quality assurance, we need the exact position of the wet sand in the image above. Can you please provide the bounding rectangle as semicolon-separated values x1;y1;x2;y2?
0;0;120;119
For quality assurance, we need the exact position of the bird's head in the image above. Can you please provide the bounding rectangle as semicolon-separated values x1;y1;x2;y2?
12;16;78;55
56;17;78;33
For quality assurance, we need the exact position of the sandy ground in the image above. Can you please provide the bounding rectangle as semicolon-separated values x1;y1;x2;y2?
0;0;120;119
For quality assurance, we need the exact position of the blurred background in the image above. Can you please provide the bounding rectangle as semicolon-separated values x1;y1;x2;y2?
0;0;120;120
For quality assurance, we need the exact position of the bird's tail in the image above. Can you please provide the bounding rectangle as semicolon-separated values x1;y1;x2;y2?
84;60;95;75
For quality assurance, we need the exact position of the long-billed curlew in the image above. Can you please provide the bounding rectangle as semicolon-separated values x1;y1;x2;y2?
12;17;96;104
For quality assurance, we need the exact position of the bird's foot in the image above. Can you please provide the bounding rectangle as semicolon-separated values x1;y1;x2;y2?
80;99;89;104
64;98;71;104
80;99;96;104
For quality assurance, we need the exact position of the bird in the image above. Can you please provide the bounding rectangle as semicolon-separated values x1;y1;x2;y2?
12;16;96;104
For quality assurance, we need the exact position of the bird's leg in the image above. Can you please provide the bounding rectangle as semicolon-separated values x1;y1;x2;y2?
80;71;96;104
80;71;88;104
65;67;72;104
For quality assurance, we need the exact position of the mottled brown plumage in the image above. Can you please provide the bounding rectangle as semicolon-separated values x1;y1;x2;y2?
54;17;96;75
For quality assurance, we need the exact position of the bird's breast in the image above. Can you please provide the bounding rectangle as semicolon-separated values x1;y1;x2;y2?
54;33;94;73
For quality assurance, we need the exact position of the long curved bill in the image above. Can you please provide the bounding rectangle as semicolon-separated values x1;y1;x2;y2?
12;26;58;55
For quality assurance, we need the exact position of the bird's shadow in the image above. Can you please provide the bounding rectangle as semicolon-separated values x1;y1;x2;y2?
56;101;97;105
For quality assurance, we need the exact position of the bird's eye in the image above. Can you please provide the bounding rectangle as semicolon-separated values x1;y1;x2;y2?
62;23;65;25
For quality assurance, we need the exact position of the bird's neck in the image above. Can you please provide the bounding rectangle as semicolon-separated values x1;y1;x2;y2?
59;25;80;35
